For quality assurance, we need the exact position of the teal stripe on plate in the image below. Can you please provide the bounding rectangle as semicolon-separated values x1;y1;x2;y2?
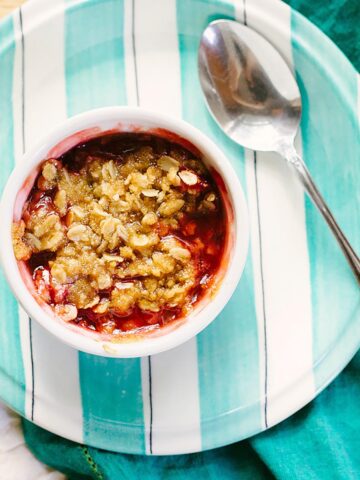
65;0;127;111
177;0;262;450
0;16;25;415
291;12;360;390
64;0;145;453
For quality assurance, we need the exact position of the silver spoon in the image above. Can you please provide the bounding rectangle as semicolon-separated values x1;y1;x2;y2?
198;19;360;285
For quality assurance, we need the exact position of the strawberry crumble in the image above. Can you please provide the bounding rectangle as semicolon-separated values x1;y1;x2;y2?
12;133;227;335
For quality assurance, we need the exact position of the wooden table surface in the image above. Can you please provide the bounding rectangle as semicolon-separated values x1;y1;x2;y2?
0;0;25;19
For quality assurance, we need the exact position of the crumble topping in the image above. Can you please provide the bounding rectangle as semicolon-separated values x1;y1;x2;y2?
12;133;226;334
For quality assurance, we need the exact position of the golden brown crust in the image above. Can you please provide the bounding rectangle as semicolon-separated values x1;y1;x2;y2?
12;220;32;261
13;145;219;321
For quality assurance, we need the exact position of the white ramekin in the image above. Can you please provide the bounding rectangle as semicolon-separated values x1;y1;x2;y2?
0;107;249;357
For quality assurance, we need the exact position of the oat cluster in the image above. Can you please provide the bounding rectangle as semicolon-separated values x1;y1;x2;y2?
13;138;219;328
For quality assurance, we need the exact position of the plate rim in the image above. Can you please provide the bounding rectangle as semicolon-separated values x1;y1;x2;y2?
0;0;358;455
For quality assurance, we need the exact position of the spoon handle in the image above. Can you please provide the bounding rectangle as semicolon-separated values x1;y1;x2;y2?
282;146;360;285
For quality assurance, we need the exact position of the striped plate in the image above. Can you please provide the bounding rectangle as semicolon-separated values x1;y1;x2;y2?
0;0;359;455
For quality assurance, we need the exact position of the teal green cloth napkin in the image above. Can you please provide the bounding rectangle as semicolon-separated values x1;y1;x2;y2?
23;1;359;479
289;0;359;71
23;353;360;479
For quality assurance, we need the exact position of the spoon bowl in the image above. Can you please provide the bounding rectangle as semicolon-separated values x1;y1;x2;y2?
198;19;360;284
199;20;301;152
